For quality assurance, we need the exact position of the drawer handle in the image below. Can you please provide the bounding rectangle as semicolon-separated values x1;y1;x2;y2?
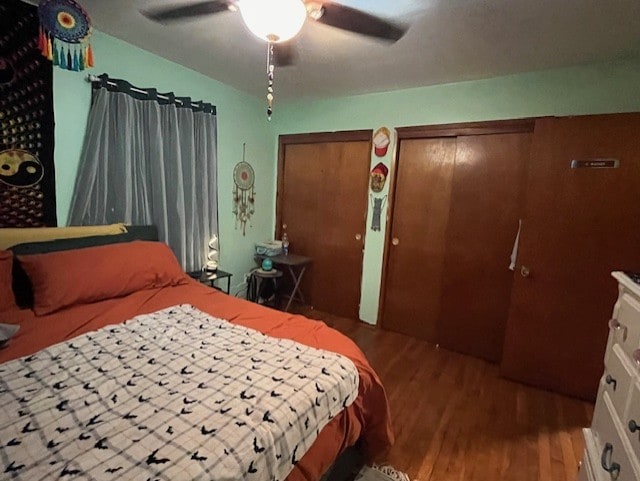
629;420;640;438
605;374;617;391
633;349;640;366
608;318;628;342
601;443;621;480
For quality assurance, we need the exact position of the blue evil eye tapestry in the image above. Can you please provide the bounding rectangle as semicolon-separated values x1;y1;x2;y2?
0;0;56;227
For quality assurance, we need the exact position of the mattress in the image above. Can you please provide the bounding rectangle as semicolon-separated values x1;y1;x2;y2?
0;280;393;481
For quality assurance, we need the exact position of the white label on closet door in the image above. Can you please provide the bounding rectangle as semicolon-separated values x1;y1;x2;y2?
570;159;619;169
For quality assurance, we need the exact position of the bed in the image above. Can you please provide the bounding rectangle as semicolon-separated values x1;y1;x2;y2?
0;226;393;481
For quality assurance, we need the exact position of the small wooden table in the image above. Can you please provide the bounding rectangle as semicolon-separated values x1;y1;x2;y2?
256;254;313;312
188;269;232;294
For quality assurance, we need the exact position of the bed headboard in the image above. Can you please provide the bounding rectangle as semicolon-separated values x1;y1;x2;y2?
120;225;159;242
9;225;158;255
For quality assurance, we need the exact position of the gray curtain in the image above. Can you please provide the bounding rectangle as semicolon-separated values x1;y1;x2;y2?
68;77;218;272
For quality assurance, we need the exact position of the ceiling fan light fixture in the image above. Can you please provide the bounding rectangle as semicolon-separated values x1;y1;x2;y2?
305;2;324;21
239;0;307;43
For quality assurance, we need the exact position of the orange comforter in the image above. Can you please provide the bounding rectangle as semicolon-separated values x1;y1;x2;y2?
0;280;393;481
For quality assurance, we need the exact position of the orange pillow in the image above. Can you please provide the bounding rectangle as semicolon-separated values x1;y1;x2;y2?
18;241;189;315
0;250;17;312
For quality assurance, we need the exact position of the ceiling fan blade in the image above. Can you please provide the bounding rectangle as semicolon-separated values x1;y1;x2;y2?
274;41;297;67
315;3;407;42
142;1;231;23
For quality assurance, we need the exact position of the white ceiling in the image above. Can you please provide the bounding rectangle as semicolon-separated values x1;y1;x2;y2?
77;0;640;102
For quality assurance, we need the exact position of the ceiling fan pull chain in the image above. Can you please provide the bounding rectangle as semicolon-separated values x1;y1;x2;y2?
266;41;275;120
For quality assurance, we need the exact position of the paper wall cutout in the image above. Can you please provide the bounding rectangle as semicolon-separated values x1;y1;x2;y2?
370;195;387;232
370;162;389;193
373;127;390;157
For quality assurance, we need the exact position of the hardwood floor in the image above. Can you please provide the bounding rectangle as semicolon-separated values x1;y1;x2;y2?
293;306;594;481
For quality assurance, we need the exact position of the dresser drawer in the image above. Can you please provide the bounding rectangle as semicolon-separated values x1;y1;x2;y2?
581;429;607;481
591;393;640;481
624;382;640;463
600;344;634;418
578;450;597;481
608;293;640;364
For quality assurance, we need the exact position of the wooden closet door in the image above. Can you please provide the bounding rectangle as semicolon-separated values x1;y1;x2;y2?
437;133;532;362
380;137;457;341
501;114;640;400
279;137;371;319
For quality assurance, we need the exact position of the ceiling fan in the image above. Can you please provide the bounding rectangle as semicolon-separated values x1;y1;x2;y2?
142;0;408;119
142;0;408;66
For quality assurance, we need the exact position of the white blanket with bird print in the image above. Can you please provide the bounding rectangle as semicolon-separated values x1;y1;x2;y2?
0;305;359;481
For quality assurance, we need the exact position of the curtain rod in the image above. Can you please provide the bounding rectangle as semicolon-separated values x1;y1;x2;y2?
86;74;183;104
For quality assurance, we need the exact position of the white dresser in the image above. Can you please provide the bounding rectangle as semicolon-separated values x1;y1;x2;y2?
578;272;640;481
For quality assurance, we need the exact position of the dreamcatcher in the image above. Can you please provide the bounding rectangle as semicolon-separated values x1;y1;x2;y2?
232;144;255;236
37;0;94;71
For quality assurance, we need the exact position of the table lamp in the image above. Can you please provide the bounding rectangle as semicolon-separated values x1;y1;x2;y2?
206;235;219;272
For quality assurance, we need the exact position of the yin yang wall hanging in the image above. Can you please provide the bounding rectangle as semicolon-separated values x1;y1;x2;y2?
232;144;255;236
0;0;56;227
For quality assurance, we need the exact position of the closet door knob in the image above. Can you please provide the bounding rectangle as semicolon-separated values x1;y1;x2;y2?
391;238;400;246
520;265;531;278
605;374;617;391
355;233;362;241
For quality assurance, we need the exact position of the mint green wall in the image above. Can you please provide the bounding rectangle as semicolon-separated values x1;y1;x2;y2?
272;57;640;324
53;36;640;313
53;31;275;293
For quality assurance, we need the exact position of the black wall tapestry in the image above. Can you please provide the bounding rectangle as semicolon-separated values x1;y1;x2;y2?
0;0;56;227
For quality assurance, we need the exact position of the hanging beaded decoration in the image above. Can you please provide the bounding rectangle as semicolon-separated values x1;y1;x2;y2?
37;0;94;72
370;194;388;232
232;143;256;236
266;39;276;120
